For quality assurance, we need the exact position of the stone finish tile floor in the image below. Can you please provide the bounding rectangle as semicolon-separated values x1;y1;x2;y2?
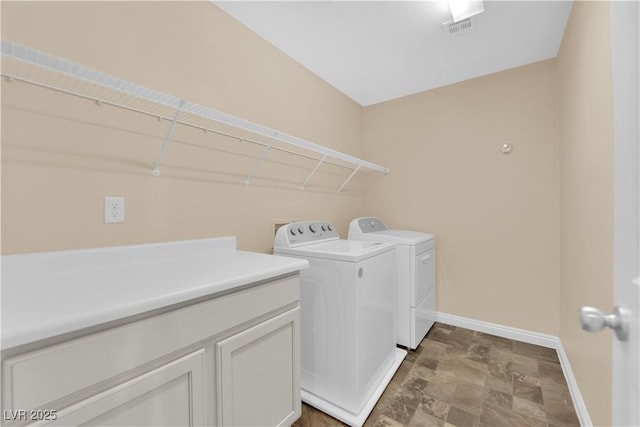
293;323;581;427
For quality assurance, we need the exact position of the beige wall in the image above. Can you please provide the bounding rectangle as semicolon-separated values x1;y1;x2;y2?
1;1;365;255
557;2;614;425
1;2;619;423
363;60;561;335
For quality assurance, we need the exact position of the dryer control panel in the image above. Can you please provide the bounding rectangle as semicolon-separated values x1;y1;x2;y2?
274;221;339;248
353;217;388;234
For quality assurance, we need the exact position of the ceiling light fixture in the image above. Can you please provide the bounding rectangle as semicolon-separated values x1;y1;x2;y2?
447;0;485;23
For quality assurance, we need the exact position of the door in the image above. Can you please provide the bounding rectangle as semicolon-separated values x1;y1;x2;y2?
216;308;300;427
610;2;639;425
581;3;639;424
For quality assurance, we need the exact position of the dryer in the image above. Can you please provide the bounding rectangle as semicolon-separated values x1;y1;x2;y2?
349;217;435;350
274;221;406;427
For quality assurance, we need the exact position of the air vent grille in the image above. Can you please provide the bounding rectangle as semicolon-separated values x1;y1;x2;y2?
448;18;472;36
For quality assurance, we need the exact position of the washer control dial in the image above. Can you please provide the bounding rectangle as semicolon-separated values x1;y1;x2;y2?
276;221;338;246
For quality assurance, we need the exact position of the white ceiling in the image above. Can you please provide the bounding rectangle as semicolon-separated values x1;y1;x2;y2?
214;1;573;106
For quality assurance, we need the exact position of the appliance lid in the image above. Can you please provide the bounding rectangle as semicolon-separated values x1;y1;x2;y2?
362;229;434;245
275;239;394;262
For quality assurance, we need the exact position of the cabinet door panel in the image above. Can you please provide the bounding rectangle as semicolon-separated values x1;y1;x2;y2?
216;308;300;427
30;350;205;427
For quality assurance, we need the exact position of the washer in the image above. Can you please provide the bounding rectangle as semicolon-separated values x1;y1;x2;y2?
349;217;435;350
274;221;406;427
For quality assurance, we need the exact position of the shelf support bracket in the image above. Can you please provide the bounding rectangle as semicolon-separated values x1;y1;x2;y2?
300;154;328;190
152;100;185;176
337;164;362;193
245;135;277;186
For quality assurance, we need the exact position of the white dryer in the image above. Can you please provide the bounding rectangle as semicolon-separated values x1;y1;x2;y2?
274;221;406;427
349;217;435;350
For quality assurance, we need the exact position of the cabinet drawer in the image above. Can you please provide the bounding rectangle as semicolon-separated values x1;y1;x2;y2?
2;274;299;412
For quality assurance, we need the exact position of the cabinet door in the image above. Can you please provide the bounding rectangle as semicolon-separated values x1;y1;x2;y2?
216;308;300;427
30;349;205;427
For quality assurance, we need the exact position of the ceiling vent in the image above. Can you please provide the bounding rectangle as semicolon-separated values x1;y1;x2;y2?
446;18;473;37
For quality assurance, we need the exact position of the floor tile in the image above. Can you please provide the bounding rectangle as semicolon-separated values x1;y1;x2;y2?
437;357;488;387
452;382;485;415
514;379;544;405
295;323;579;427
541;385;581;426
546;411;581;427
419;396;451;420
424;380;457;404
488;343;514;361
483;388;512;411
480;402;548;427
479;403;514;427
420;338;449;358
514;372;542;387
416;356;440;370
488;359;512;383
511;353;540;377
447;406;479;426
513;396;547;420
383;400;417;425
474;331;513;350
486;376;513;395
410;364;457;386
539;360;568;389
410;404;447;426
467;343;491;364
392;361;413;384
396;376;429;409
430;326;455;344
372;414;405;427
513;341;560;364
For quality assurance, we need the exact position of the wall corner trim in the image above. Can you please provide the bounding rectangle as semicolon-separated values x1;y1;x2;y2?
434;311;593;427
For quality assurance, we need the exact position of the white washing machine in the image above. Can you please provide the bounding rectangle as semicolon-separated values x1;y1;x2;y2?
349;217;435;350
274;221;406;427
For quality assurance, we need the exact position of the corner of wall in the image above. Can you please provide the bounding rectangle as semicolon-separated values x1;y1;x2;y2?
557;2;615;425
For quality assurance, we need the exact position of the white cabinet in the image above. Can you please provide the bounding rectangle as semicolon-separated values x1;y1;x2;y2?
216;308;300;427
35;350;205;427
2;275;301;427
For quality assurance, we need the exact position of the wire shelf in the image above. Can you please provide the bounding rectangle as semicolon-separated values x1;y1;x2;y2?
1;39;389;192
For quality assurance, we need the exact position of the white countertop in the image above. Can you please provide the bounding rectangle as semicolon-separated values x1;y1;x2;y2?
1;237;308;350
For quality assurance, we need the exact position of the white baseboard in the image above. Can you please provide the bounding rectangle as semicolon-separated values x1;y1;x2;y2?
555;340;593;427
433;311;592;426
434;312;558;348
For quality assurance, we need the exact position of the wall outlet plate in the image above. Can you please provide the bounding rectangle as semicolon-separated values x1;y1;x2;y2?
104;196;125;224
